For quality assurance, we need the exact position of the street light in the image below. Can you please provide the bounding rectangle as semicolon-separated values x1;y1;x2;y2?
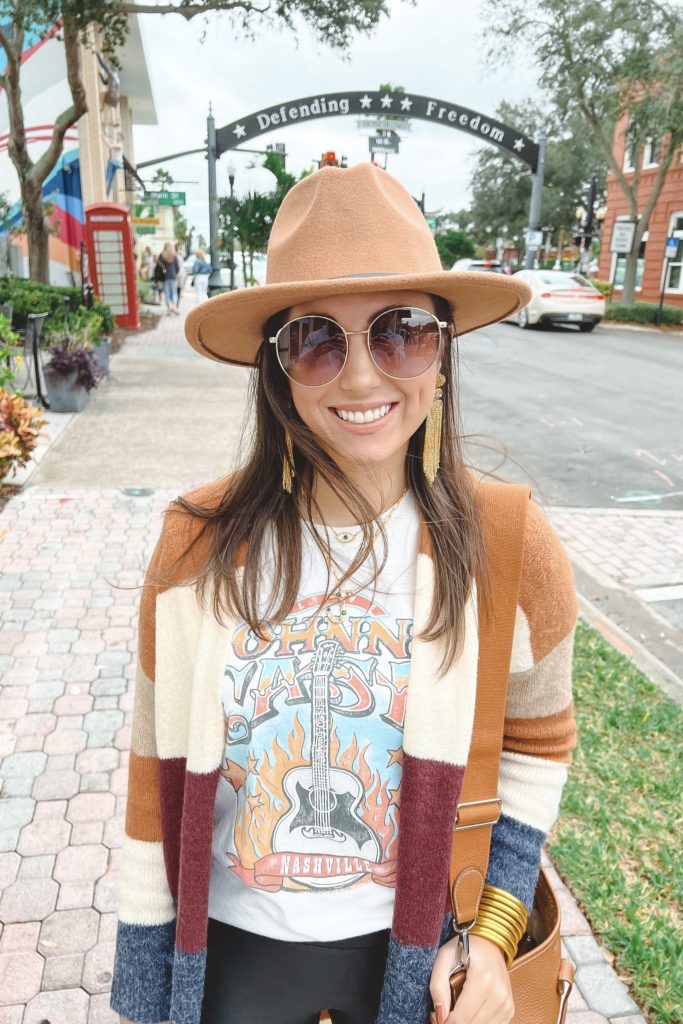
574;168;606;274
227;161;236;291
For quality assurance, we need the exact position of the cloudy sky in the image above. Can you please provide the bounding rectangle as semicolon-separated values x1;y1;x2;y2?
132;0;542;242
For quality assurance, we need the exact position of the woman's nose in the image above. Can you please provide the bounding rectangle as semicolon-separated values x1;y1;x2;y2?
338;334;383;390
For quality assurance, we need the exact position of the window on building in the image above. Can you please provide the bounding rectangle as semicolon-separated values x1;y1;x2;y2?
623;137;638;172
643;136;661;167
613;241;646;288
665;214;683;292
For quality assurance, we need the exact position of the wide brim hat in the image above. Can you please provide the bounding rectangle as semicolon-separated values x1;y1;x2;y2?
185;162;531;365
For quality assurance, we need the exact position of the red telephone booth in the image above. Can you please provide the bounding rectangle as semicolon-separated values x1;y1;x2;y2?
85;203;140;330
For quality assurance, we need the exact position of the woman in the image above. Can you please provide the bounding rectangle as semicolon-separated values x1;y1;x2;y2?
176;244;188;303
111;164;577;1024
192;247;212;303
156;242;181;315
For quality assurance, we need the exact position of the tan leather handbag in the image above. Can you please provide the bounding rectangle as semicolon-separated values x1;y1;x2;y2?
447;483;575;1024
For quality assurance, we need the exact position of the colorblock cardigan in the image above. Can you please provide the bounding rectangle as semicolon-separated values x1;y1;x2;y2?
110;477;578;1024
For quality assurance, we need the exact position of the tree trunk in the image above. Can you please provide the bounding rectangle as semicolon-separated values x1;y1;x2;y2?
620;248;640;305
22;179;50;282
1;13;87;284
241;249;248;287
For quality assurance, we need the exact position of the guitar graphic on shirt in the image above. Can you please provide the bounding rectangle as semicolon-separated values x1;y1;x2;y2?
272;638;381;887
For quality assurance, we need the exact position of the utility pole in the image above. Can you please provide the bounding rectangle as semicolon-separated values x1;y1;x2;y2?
206;106;224;296
580;170;598;275
525;132;547;270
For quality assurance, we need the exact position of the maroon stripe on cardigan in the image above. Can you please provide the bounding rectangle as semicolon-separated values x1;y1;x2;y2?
159;757;186;899
176;768;221;954
392;753;465;947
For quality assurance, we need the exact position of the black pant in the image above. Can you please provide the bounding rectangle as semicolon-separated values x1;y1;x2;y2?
201;917;391;1024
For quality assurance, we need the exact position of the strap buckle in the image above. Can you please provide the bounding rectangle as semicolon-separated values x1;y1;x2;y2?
453;797;502;832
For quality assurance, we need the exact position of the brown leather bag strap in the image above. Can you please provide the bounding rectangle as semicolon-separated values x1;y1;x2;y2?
450;481;531;926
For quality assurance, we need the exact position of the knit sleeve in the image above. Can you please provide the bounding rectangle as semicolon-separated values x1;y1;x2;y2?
110;524;176;1023
484;498;578;913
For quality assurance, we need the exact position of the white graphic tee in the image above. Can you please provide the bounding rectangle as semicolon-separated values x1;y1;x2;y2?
208;491;419;941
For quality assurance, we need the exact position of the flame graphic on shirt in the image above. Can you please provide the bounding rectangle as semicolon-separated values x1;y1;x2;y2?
220;710;401;876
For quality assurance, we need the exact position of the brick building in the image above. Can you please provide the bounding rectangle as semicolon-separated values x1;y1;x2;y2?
597;112;683;310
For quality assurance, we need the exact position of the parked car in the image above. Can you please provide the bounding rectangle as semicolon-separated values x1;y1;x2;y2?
451;258;503;273
507;269;605;331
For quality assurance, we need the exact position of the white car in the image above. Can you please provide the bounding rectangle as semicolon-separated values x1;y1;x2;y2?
508;269;605;332
452;258;503;273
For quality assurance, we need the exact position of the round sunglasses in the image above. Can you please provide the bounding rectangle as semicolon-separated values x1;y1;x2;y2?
269;306;448;387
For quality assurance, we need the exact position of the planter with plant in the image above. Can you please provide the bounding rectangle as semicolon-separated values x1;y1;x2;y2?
0;389;48;482
0;312;25;393
0;277;114;338
66;310;110;372
44;336;104;413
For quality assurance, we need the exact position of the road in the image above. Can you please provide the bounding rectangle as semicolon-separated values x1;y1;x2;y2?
457;320;683;511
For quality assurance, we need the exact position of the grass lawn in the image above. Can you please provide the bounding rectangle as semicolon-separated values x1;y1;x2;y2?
548;620;682;1024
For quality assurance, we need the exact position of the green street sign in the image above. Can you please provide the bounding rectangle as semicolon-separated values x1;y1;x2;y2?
135;226;156;235
427;217;437;229
142;190;186;206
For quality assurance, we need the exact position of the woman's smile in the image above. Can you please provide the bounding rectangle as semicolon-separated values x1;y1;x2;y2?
329;401;398;427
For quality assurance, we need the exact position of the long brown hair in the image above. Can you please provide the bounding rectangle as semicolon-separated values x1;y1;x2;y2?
165;294;491;674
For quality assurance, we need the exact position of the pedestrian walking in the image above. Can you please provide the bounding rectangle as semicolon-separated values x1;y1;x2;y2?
176;244;188;303
154;242;181;315
141;246;154;281
111;164;578;1024
191;247;212;303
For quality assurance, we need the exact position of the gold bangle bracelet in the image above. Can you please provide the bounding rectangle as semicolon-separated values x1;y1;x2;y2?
479;905;528;937
472;915;520;950
476;905;526;941
471;921;517;951
481;885;529;922
469;926;515;967
471;917;518;951
477;900;527;936
481;897;528;937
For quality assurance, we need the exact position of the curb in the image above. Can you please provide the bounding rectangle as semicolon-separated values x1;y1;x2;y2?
598;321;683;337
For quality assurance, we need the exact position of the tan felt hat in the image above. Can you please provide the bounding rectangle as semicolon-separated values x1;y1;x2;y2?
184;162;531;365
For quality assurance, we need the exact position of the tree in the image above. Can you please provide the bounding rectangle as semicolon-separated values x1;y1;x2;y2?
150;168;173;188
0;0;409;284
434;230;475;269
218;153;312;285
466;101;607;256
481;0;683;302
147;167;187;240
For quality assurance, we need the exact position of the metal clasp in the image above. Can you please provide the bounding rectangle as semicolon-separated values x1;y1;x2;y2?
453;797;502;832
449;918;475;973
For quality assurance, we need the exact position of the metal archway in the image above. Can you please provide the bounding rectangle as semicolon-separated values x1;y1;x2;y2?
207;89;546;286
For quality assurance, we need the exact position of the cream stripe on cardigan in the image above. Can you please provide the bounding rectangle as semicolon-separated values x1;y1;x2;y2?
404;555;478;764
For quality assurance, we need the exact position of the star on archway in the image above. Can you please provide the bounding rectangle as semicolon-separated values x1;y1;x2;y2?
513;138;525;152
359;94;373;109
233;123;246;139
400;97;413;111
380;94;393;109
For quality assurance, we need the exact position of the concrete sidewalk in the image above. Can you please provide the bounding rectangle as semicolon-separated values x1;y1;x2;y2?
0;292;660;1023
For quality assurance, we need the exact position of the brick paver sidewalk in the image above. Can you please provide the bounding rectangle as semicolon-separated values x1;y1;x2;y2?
0;298;652;1023
551;507;683;590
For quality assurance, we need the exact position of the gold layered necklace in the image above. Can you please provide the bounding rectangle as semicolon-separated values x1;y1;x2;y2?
321;487;409;622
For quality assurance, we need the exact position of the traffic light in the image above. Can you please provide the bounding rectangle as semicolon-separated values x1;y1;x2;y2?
319;151;339;168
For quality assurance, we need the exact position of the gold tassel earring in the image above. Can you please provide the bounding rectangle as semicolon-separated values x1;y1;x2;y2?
423;373;446;485
282;432;295;493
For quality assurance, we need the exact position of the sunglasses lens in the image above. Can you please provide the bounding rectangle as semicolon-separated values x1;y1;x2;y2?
369;307;441;378
276;316;346;385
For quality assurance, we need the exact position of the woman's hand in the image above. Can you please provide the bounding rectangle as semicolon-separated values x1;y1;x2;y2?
429;933;515;1024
